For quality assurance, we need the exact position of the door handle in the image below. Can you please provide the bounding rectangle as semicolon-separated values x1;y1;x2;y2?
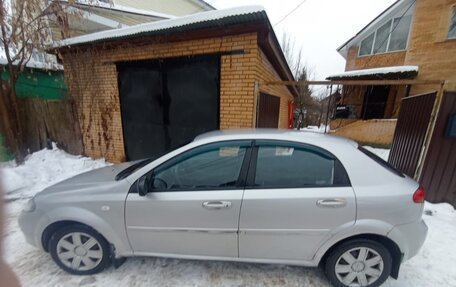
316;199;347;208
202;201;232;209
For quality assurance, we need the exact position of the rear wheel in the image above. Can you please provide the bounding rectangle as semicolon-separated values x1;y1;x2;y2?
324;239;392;287
49;225;111;275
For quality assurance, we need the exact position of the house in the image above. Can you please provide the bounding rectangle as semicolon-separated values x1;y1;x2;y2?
327;0;456;145
51;6;296;163
48;0;215;40
111;0;215;16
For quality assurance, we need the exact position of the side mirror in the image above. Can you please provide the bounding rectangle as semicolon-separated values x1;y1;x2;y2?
136;176;149;196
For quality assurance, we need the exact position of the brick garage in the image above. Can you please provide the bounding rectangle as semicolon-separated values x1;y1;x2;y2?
54;7;296;162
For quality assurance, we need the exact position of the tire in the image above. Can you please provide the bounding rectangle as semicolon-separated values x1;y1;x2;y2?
324;239;392;287
49;224;111;275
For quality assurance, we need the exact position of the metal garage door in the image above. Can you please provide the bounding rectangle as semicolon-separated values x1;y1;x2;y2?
117;55;220;160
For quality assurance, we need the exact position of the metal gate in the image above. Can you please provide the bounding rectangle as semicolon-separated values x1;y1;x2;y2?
388;92;436;177
419;92;456;204
117;54;220;161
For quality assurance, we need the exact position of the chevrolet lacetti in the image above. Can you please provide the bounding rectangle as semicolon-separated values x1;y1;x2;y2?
18;129;427;287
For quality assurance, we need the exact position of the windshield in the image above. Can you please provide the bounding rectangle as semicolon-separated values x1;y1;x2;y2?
115;158;155;180
115;140;193;180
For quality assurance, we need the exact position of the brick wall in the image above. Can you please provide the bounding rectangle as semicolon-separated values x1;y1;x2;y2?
345;46;406;71
405;0;456;95
256;48;293;128
61;32;293;162
344;0;456;95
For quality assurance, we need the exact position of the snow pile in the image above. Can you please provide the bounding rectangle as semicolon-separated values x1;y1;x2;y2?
1;146;456;286
0;144;109;201
55;5;265;47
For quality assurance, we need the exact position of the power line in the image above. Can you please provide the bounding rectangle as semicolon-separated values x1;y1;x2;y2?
273;0;308;27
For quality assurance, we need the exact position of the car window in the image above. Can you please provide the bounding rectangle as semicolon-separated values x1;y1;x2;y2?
151;141;249;191
358;146;404;177
252;142;349;188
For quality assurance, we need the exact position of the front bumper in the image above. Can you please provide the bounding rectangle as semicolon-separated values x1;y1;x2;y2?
18;209;46;250
387;219;428;262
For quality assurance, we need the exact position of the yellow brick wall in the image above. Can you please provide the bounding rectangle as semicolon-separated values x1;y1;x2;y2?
345;46;406;71
61;32;292;162
344;0;456;95
405;0;456;95
332;119;397;146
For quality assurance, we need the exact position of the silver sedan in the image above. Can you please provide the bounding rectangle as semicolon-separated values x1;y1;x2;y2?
18;129;427;287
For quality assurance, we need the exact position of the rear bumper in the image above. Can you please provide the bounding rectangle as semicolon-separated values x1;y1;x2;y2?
387;219;428;262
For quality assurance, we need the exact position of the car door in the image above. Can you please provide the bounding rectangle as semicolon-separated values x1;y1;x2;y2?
125;140;251;258
239;140;356;261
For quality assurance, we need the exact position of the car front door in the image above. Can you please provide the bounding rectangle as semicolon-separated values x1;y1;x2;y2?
125;140;251;258
239;140;356;261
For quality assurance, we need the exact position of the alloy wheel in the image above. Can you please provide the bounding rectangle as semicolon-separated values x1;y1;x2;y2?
56;232;104;271
334;247;384;286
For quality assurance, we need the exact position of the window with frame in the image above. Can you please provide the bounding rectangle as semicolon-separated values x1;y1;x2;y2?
358;14;412;56
449;8;456;39
151;141;249;191
252;142;350;188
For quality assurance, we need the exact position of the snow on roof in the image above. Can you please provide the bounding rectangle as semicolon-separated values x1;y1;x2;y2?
326;65;419;80
54;5;265;48
0;54;63;71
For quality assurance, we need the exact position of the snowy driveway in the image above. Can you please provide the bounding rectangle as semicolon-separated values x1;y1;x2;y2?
2;147;456;287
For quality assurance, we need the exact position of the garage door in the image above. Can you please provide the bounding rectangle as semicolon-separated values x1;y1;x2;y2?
257;93;280;128
117;55;220;160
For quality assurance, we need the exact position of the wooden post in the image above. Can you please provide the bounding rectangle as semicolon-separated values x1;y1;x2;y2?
324;85;333;134
253;80;260;128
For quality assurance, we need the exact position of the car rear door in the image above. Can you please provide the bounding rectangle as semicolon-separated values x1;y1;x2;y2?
125;140;251;258
239;140;356;261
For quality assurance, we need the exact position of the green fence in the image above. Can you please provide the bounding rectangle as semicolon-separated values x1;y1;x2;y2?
1;68;67;100
0;67;68;161
0;133;13;162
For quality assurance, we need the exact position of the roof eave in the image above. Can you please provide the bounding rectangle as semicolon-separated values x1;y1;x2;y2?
336;0;402;55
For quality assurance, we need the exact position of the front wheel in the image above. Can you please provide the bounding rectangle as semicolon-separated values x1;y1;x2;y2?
49;225;111;275
324;239;392;287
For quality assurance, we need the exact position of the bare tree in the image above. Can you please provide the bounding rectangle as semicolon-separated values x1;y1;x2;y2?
0;0;93;163
280;33;320;128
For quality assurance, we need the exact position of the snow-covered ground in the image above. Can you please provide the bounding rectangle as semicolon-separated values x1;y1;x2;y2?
300;125;328;133
1;146;455;286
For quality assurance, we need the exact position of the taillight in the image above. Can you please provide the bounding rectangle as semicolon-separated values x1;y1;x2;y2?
413;186;426;203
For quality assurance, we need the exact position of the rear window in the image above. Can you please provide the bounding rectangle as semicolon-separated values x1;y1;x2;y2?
358;146;404;177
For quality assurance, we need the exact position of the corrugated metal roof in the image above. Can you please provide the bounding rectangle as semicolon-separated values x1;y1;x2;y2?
54;6;267;48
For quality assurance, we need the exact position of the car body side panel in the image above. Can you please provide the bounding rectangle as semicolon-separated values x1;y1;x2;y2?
125;190;243;257
312;219;397;263
239;187;356;261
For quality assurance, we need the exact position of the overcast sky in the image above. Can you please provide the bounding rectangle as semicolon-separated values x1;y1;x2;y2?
212;0;397;80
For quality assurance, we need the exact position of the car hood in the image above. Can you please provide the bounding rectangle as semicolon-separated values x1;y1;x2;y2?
38;161;139;195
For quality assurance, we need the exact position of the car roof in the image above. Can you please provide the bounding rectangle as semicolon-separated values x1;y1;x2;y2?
193;129;358;149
